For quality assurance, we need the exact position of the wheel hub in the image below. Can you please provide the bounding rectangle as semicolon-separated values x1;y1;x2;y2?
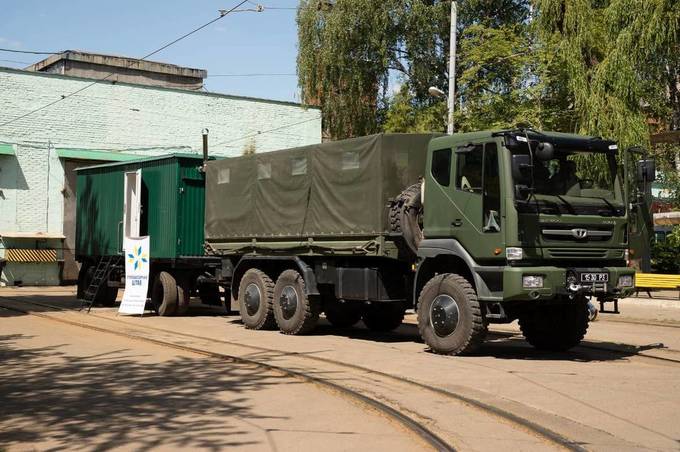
244;283;261;316
279;285;298;320
430;294;459;337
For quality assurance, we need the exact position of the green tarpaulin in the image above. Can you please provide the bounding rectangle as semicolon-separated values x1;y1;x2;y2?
205;133;441;242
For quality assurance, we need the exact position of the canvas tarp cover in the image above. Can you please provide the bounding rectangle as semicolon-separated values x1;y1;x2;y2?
205;133;440;241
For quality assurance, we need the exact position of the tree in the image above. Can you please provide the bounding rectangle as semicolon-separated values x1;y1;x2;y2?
296;0;531;139
534;0;680;148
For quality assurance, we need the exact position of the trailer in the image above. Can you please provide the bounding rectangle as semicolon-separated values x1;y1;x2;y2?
75;153;222;315
205;131;645;355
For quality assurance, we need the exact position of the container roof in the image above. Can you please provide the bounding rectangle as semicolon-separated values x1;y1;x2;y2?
75;152;206;172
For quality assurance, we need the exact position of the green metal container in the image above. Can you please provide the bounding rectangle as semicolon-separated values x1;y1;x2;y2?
75;154;206;260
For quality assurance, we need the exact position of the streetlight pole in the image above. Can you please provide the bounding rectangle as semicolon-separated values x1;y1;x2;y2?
448;1;457;135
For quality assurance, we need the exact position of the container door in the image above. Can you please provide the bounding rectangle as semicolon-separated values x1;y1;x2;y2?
123;170;142;241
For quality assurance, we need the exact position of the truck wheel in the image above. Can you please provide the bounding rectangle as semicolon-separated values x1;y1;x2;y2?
417;273;487;355
361;302;406;332
324;302;362;328
176;280;190;316
273;269;320;335
389;183;423;259
519;298;589;352
238;269;276;330
151;271;178;317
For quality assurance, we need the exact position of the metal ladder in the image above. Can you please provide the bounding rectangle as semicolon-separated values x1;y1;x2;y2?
79;256;120;313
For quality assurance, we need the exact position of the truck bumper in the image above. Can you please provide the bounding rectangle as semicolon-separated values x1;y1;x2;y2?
502;266;636;301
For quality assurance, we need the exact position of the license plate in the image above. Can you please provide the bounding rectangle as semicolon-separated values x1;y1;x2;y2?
581;273;608;282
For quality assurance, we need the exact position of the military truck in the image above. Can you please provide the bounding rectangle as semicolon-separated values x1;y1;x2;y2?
203;131;647;355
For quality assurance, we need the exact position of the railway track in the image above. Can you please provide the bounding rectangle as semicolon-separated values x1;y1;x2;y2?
0;295;603;451
0;300;454;452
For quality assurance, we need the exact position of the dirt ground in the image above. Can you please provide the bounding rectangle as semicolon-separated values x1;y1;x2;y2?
0;303;426;451
1;286;680;451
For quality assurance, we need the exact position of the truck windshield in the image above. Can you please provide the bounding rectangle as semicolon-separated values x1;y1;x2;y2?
515;151;624;216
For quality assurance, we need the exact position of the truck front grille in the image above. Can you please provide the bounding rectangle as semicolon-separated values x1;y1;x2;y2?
547;248;608;259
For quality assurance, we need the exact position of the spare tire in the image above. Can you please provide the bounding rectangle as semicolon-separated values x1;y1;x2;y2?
389;182;424;258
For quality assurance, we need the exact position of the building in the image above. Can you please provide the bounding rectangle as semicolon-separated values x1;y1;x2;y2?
0;55;321;286
26;50;207;91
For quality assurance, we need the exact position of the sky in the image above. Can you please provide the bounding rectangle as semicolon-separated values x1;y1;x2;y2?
0;0;303;102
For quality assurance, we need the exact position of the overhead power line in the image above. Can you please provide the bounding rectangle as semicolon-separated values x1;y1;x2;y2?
208;73;296;77
211;116;320;148
0;0;250;130
0;47;62;55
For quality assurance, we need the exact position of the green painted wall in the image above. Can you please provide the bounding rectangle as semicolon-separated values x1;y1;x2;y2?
75;155;205;259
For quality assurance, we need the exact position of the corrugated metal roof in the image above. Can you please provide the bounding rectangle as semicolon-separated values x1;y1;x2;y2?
56;148;142;162
75;153;205;172
0;143;15;155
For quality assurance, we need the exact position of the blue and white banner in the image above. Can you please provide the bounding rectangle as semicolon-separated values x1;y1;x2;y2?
119;236;150;315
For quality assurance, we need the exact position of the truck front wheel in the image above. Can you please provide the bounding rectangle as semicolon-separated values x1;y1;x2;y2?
273;270;320;335
417;273;487;355
238;269;276;330
519;298;589;352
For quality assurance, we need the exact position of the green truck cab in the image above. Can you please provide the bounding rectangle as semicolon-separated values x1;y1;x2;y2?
414;130;639;353
206;130;648;356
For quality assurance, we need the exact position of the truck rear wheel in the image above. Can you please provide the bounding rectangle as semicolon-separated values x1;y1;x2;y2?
273;270;320;335
519;298;589;352
152;271;178;317
79;263;118;307
324;302;362;328
238;269;276;330
417;273;487;355
361;302;406;332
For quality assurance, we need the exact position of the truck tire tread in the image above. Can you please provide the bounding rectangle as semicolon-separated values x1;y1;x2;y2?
418;273;486;355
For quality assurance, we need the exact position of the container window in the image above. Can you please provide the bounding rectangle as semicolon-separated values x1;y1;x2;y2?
217;167;230;184
342;151;360;170
257;162;271;180
431;149;451;186
291;157;307;176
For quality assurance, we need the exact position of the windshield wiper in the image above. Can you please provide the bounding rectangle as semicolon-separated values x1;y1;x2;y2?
555;195;578;215
592;196;620;216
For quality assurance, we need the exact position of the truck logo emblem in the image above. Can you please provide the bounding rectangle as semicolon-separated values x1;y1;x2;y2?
572;228;588;239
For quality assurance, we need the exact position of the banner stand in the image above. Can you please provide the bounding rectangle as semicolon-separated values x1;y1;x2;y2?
119;236;150;316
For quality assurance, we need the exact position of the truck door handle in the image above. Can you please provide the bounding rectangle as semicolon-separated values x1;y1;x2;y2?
452;219;463;227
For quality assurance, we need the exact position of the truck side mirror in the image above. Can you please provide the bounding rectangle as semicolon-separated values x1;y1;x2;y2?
636;159;656;183
511;154;532;184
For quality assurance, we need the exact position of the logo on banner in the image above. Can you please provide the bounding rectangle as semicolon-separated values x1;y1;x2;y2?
119;236;150;315
127;246;148;270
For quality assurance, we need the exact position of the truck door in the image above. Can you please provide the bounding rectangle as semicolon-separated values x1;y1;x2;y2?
451;141;504;261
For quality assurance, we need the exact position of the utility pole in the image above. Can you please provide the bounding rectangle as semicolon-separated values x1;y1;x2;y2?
448;1;457;135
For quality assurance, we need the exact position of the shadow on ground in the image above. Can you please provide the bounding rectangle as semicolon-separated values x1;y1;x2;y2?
0;332;295;450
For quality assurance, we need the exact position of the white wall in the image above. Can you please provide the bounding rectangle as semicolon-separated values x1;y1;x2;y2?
0;67;322;235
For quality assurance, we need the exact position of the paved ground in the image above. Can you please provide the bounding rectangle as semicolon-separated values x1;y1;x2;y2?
0;301;426;452
1;286;680;451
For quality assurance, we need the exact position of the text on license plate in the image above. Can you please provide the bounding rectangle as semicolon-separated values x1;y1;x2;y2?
581;273;609;282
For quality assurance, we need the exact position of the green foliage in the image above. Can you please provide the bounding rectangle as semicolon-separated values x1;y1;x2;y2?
297;0;680;146
384;84;448;133
652;226;680;273
652;143;680;208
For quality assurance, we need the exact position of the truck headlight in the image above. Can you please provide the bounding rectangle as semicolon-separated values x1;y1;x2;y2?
522;275;544;288
617;275;634;288
506;247;523;261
